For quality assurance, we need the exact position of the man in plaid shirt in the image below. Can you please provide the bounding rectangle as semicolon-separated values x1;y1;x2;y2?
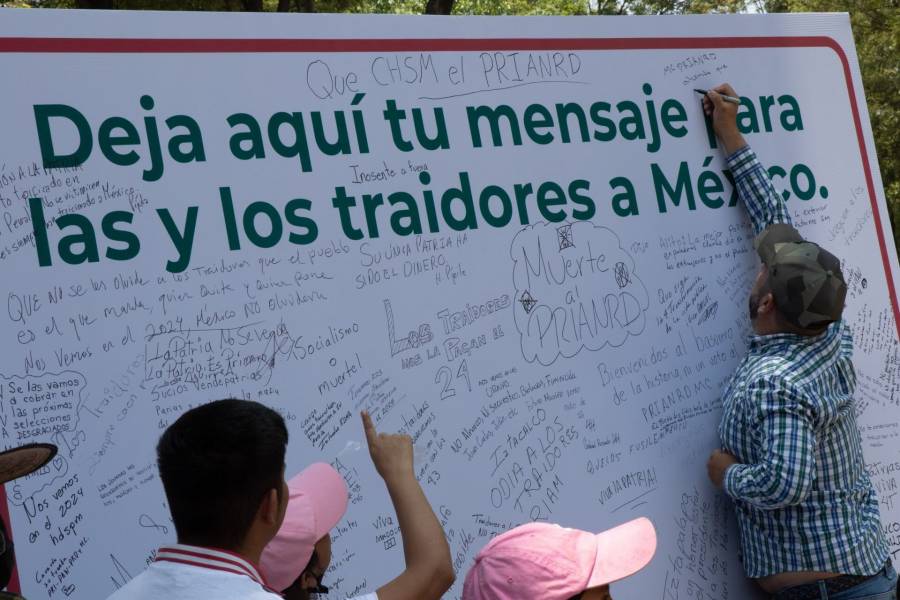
702;84;896;600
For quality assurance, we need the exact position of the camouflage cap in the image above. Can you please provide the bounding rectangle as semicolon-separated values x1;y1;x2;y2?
753;223;847;328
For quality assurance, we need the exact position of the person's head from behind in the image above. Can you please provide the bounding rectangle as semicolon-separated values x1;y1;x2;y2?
462;518;657;600
748;223;847;336
157;399;289;552
259;462;349;599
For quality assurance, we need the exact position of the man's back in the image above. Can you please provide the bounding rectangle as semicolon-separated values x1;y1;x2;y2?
719;319;887;576
107;549;281;600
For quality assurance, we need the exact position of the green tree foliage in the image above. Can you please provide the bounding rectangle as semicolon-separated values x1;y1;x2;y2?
12;0;900;247
452;0;587;15
14;0;749;14
593;0;748;14
760;0;900;246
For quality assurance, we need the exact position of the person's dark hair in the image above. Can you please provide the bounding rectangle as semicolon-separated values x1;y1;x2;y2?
157;398;288;549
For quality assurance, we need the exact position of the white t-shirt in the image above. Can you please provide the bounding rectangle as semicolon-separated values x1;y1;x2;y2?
106;545;280;600
104;544;377;600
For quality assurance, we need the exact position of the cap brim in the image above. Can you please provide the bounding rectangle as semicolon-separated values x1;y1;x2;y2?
0;443;57;485
289;462;349;539
587;517;657;588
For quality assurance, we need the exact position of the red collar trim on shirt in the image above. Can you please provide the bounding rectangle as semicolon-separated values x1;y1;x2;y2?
155;544;278;593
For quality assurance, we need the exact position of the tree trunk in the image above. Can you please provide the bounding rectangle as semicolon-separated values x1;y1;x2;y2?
298;0;315;12
277;0;291;10
242;0;264;11
75;0;115;8
425;0;454;15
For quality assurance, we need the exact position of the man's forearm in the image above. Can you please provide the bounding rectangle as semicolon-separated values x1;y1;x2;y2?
727;145;793;234
723;460;813;509
704;85;791;233
385;474;447;564
720;130;747;155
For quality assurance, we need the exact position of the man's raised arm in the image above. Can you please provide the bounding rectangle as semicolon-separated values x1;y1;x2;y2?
703;83;792;233
362;411;455;600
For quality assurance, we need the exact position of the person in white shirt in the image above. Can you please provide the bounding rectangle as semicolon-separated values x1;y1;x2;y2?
259;411;454;600
106;399;291;600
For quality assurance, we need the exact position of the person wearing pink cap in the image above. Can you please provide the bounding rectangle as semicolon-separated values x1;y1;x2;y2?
462;517;657;600
260;411;454;600
259;461;348;597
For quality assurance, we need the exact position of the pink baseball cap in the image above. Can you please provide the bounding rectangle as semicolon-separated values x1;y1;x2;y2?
462;518;657;600
259;462;349;591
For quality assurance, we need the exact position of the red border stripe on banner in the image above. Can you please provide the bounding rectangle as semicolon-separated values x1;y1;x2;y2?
0;34;896;597
0;35;866;52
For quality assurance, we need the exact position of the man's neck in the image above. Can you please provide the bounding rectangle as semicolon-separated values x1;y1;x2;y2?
176;539;263;566
234;542;264;567
753;322;829;338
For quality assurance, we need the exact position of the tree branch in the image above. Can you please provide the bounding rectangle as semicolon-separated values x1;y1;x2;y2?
425;0;454;15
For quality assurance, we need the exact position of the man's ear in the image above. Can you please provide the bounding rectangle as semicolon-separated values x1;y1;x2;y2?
758;291;776;315
299;570;318;590
259;487;280;526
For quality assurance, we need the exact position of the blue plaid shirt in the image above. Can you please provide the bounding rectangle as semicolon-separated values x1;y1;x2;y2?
718;146;888;578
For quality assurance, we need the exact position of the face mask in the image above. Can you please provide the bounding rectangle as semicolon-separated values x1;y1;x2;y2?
0;517;15;590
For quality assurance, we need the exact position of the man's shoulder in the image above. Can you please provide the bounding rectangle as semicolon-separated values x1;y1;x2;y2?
105;568;155;600
747;323;852;384
743;354;796;385
742;358;813;408
104;562;282;600
106;579;281;600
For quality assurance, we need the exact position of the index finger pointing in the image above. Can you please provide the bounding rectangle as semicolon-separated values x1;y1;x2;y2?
361;411;377;445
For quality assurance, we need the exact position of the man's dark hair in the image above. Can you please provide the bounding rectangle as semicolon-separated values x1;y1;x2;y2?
157;398;288;549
